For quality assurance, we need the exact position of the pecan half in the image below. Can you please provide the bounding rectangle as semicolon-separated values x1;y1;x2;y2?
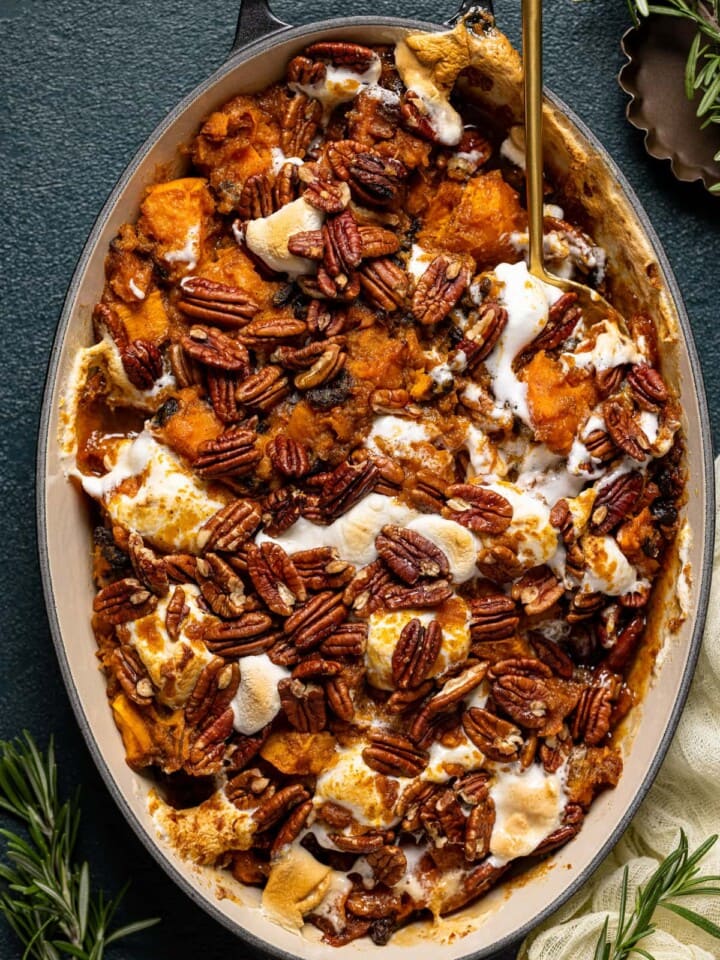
253;783;311;830
627;363;668;410
271;800;314;857
110;645;154;705
302;175;351;214
293;547;355;594
445;484;513;534
318;459;379;522
285;591;348;651
196;553;246;618
468;595;519;641
511;565;564;615
319;621;368;658
591;470;644;534
165;586;189;641
246;541;305;616
198;499;262;553
323;209;362;276
585;428;617;462
168;341;202;388
464;794;495;861
359;258;409;312
603;396;651;461
121;339;163;390
193;427;261;479
267;434;311;478
235;366;289;411
294;342;346;390
359;225;400;258
203;612;276;657
493;674;581;736
178;276;259;327
529;632;574;679
572;685;613;745
237;315;307;347
93;578;157;624
381;580;453;610
515;292;582;367
280;91;322;157
391;618;442;690
288;229;325;260
207;369;240;423
186;658;239;726
262;487;305;536
362;732;429;777
420;788;466;846
186;707;235;774
326;675;355;721
461;301;508;363
366;846;407;886
411;254;473;326
278;678;327;732
345;152;407;207
180;325;250;372
127;531;169;597
237;173;274;221
604;614;644;671
303;40;377;69
462;708;522;762
329;832;386;854
376;525;450;585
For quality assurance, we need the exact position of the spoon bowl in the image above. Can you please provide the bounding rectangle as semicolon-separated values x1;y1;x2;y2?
523;0;622;326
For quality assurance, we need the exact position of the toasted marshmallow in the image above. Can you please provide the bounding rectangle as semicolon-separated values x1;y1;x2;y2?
262;845;333;931
122;585;213;708
580;534;643;596
480;479;559;571
150;788;256;865
315;740;406;828
257;493;417;567
365;596;471;690
230;654;291;735
244;197;324;277
489;763;566;864
77;431;226;554
406;514;479;583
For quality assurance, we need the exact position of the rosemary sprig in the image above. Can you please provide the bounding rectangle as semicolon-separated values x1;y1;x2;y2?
593;829;720;959
626;0;720;191
0;731;159;959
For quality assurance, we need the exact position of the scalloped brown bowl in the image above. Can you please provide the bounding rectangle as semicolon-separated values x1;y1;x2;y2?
619;14;720;192
37;2;714;957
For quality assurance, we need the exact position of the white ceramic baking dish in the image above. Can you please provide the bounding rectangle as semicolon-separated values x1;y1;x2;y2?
37;1;714;956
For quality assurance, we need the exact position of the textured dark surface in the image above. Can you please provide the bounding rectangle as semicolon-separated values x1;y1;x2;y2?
1;0;718;958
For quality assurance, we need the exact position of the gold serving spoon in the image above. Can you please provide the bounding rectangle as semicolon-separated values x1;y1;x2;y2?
522;0;617;324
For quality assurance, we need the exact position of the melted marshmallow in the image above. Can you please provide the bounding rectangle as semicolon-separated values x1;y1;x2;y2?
230;654;291;735
257;492;417;567
489;763;567;864
78;431;226;554
486;261;563;426
290;59;382;114
244;197;324;277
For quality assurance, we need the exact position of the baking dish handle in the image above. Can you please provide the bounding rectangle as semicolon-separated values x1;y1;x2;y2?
231;0;291;53
445;0;494;26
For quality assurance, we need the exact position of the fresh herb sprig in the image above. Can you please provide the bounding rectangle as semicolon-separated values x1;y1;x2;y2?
627;0;720;190
593;830;720;959
0;732;158;959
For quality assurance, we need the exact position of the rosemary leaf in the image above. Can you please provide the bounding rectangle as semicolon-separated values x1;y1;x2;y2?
0;732;159;960
593;830;720;959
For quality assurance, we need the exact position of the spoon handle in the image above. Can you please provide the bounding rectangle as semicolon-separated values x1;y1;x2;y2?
523;0;546;281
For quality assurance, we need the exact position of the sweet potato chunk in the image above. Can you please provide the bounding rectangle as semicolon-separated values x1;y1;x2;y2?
111;693;186;773
114;289;169;344
192;94;280;214
138;177;215;276
261;731;338;775
525;351;598;456
417;170;525;268
152;387;224;461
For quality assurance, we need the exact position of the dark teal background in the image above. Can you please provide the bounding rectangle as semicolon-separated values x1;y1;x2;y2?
1;0;718;957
